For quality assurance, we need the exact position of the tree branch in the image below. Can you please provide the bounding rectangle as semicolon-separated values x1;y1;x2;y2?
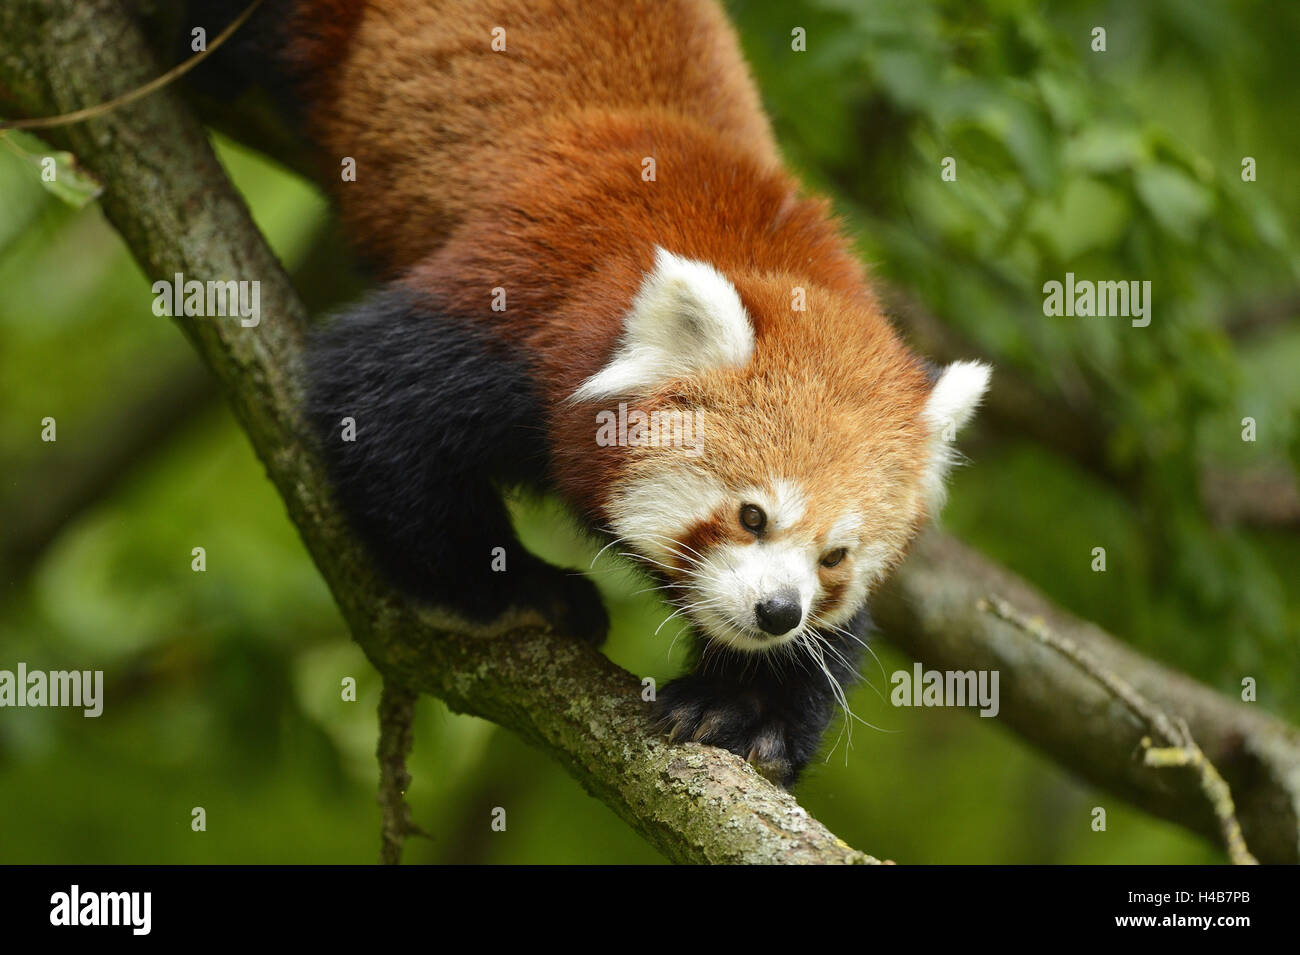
875;533;1300;864
0;0;876;865
980;594;1258;865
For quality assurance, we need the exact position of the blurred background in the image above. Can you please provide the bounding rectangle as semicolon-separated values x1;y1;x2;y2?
0;0;1296;863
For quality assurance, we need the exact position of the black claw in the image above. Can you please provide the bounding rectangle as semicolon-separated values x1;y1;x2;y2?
654;675;802;786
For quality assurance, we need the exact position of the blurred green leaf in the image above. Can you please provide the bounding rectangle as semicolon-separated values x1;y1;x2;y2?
1;130;102;208
1134;163;1215;240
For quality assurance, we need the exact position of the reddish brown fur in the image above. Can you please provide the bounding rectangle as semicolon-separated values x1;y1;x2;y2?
613;271;933;586
288;0;933;533
811;577;849;619
677;509;751;575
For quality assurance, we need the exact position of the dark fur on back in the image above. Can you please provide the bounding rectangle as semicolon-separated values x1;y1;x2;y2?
180;0;298;110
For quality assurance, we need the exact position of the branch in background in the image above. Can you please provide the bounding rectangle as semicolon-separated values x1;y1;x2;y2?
875;532;1300;864
1224;293;1300;342
0;220;364;588
980;595;1258;865
0;356;220;584
0;0;877;865
882;288;1300;530
1201;466;1300;531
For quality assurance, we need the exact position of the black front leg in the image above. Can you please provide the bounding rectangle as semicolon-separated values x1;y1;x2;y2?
305;283;609;644
654;607;871;786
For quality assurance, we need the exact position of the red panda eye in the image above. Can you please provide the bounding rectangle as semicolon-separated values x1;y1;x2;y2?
820;548;847;568
739;504;766;533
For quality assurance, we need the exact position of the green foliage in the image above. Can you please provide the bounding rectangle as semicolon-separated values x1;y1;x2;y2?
0;130;102;209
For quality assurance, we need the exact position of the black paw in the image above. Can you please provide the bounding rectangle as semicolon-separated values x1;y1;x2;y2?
511;559;610;646
654;676;802;786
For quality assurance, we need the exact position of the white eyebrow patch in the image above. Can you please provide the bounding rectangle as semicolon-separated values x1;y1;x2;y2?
767;479;807;529
607;466;731;562
569;247;755;403
826;511;863;546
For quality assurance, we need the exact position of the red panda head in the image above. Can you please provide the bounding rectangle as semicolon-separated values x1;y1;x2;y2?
572;248;990;654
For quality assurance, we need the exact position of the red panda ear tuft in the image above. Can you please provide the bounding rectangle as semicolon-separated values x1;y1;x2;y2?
920;360;992;511
922;360;992;436
568;247;754;403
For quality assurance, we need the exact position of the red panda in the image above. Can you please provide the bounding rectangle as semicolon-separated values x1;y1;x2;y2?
202;0;991;784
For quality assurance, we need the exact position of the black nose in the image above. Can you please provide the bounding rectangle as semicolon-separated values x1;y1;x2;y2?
754;590;802;636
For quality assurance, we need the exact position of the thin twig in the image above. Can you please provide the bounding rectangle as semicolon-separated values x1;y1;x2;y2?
0;0;263;130
978;595;1259;864
377;680;427;865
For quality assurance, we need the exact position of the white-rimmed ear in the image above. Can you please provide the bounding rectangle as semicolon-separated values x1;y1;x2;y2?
569;247;754;403
921;360;991;510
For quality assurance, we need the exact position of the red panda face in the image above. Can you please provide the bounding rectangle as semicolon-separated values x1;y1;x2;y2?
608;469;902;653
573;248;990;654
